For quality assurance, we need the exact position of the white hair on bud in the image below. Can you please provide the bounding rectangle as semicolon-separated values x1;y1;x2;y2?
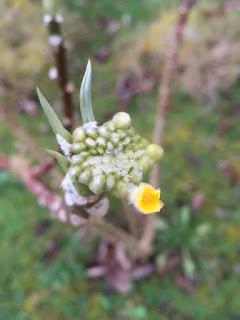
83;121;98;130
56;134;72;157
61;172;87;206
48;35;62;46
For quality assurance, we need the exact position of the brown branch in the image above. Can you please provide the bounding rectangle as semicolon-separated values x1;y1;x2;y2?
44;13;74;131
0;105;62;182
1;155;144;257
0;105;46;162
140;0;196;254
31;158;56;178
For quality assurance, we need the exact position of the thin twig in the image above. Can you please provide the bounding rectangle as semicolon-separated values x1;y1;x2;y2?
44;13;74;131
0;105;62;182
122;200;139;238
140;0;196;254
1;155;144;257
0;105;46;162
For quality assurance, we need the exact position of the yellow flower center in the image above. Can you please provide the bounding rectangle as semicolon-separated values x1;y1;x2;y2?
131;183;164;214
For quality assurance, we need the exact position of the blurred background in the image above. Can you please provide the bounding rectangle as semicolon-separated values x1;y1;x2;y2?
0;0;240;319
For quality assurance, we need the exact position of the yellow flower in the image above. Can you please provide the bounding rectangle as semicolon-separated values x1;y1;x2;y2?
129;183;164;214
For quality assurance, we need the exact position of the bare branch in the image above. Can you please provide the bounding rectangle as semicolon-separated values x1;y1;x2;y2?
140;0;196;254
45;13;74;131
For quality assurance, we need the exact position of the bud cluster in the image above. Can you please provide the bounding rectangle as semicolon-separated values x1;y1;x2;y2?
60;112;163;198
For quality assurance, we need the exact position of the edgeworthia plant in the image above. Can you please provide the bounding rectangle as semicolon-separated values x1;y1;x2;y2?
37;60;164;215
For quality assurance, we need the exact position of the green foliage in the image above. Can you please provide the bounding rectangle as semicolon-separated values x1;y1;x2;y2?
1;0;240;319
0;0;47;98
116;2;240;102
80;60;96;124
37;88;72;141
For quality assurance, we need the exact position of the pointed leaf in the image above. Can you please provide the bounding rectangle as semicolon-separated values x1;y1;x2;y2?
80;60;95;124
46;149;69;172
182;250;195;280
37;88;71;141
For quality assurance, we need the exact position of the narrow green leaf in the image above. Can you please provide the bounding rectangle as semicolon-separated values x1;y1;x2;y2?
80;60;96;124
37;87;72;142
180;206;190;226
182;250;196;279
46;149;69;173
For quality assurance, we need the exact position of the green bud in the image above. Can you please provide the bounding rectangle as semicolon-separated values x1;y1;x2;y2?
85;127;98;139
89;174;105;194
85;137;96;147
130;168;142;184
97;147;105;154
114;180;128;197
71;152;89;165
147;144;163;161
96;137;106;146
81;161;90;169
111;133;120;145
72;127;85;142
98;126;110;139
140;156;152;171
90;149;98;155
104;121;115;132
72;143;86;154
106;175;115;190
107;142;114;151
127;127;135;136
112;112;131;129
78;169;92;184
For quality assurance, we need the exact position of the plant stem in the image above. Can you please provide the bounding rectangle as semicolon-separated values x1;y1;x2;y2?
45;13;74;131
122;200;139;238
140;0;196;255
89;217;145;258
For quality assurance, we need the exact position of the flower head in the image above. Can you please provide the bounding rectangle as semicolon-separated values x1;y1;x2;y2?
37;60;164;212
129;183;164;214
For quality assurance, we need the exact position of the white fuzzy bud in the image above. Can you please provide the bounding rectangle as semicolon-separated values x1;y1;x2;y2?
106;175;115;190
73;127;85;142
72;143;86;154
89;174;105;194
96;137;106;146
112;112;131;129
85;137;96;147
71;152;88;165
147;144;164;161
104;121;115;132
85;127;97;138
98;126;109;138
78;169;92;184
111;133;120;144
140;157;152;171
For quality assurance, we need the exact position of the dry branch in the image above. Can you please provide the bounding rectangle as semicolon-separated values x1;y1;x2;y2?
45;13;74;131
0;154;144;258
140;0;196;254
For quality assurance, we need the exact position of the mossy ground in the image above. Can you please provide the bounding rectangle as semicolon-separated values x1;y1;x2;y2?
0;1;240;319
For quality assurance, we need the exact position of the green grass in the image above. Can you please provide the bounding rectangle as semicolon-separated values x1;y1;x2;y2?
1;1;240;319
